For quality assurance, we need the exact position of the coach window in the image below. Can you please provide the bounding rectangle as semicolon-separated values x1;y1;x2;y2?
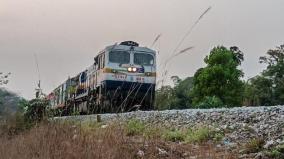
97;55;101;69
102;54;105;68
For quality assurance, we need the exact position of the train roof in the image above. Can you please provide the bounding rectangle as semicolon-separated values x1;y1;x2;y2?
103;41;156;54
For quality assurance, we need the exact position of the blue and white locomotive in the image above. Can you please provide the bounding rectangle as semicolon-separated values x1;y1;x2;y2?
48;41;156;115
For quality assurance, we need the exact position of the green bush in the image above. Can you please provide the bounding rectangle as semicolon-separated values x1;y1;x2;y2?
125;119;145;136
213;132;224;142
185;127;211;143
143;126;163;139
21;98;49;122
163;129;185;142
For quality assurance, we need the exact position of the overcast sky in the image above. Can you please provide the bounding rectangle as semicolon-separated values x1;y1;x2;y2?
1;0;284;99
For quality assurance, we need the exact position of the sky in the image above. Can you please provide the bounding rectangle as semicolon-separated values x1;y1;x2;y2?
0;0;284;99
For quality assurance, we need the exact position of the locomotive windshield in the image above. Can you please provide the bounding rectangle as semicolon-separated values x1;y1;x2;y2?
134;53;154;66
109;51;130;64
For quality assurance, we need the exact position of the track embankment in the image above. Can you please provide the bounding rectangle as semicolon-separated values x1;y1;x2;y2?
54;106;284;158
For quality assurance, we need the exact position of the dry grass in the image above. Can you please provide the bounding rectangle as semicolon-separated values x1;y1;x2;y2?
0;120;238;159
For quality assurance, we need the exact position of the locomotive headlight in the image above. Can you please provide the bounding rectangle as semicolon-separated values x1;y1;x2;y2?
132;67;137;72
127;67;132;72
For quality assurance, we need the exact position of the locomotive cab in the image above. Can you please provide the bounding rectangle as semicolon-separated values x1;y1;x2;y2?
93;41;156;112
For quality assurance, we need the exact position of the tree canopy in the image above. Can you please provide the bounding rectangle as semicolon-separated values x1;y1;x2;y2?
191;46;244;108
244;45;284;106
155;77;194;110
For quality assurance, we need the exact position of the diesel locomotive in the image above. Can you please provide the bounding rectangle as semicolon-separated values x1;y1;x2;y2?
47;41;156;115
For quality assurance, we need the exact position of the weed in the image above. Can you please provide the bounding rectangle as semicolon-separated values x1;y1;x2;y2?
0;120;238;159
80;120;103;133
125;119;145;136
143;126;163;139
276;144;284;153
186;127;211;143
213;132;224;142
243;138;265;153
264;144;284;159
264;149;283;159
163;129;185;142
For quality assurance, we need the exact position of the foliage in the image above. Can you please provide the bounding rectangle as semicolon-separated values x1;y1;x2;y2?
155;77;194;110
21;98;49;123
191;46;245;107
185;127;212;143
243;138;265;153
163;129;185;142
155;86;175;110
243;76;273;106
143;126;163;139
243;44;284;106
263;144;284;159
259;45;284;105
125;119;145;136
195;96;223;109
173;77;194;108
162;127;221;143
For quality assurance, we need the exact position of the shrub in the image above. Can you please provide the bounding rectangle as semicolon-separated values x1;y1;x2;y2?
163;129;185;142
186;127;211;143
143;126;163;139
21;98;49;122
243;138;265;153
213;132;224;142
125;119;145;136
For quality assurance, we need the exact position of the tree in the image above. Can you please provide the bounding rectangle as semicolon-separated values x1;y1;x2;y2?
191;46;244;107
259;44;284;105
155;85;175;110
243;76;273;106
155;76;194;110
172;77;194;109
21;98;49;122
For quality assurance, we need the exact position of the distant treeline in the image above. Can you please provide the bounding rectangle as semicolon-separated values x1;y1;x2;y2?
155;44;284;110
0;88;22;116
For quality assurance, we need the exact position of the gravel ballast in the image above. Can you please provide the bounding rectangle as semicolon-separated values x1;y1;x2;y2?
55;106;284;154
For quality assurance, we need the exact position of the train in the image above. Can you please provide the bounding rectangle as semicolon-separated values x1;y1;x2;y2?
47;41;156;115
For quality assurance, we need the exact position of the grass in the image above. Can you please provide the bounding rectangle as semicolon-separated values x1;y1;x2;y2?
186;127;212;143
162;129;185;142
125;119;145;136
264;144;284;159
243;138;265;153
0;117;238;159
